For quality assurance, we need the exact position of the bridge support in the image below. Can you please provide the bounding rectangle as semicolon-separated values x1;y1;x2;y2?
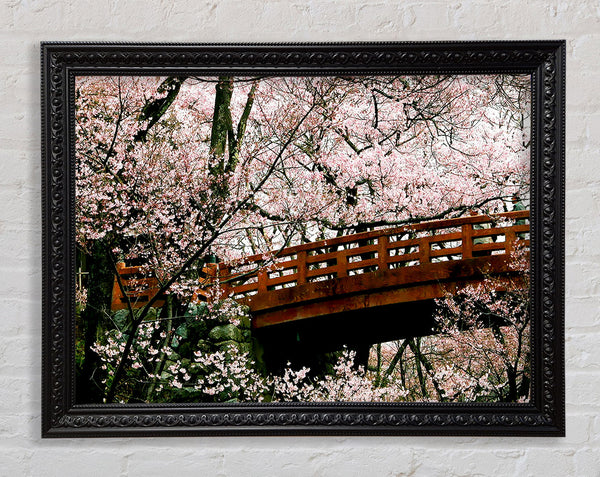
252;298;440;375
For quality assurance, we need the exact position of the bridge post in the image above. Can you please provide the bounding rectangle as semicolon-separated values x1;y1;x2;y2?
217;264;232;297
337;250;348;278
419;236;430;265
111;262;127;311
462;223;473;259
296;250;307;285
257;269;268;294
378;235;388;271
505;229;516;255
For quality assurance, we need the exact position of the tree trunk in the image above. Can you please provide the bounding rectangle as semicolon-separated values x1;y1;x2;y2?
506;366;518;402
209;76;234;177
146;296;174;401
77;241;114;403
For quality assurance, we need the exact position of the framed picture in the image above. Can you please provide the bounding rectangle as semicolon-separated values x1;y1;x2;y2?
41;41;565;437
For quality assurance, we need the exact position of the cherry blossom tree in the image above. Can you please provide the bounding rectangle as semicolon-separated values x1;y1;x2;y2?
373;244;530;403
75;73;530;403
431;244;530;402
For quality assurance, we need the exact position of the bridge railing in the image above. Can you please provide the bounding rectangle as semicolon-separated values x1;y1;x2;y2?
224;210;530;299
110;262;166;311
110;210;529;309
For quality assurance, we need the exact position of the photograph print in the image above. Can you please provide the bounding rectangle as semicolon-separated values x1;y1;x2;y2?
74;73;532;405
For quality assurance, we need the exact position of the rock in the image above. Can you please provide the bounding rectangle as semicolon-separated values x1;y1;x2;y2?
215;340;242;352
208;324;242;342
238;342;253;354
195;339;212;353
190;319;209;339
185;302;208;318
146;307;158;319
238;314;252;330
214;340;252;354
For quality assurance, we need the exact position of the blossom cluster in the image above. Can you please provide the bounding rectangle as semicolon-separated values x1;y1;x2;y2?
92;312;410;403
283;349;409;403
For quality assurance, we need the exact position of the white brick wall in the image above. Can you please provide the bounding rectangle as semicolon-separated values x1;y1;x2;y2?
0;1;597;475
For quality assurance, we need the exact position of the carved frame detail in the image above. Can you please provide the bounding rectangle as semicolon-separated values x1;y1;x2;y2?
41;41;565;437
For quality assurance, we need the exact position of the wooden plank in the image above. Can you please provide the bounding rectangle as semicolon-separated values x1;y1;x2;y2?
243;254;522;313
265;259;299;271
257;269;268;294
346;257;380;271
512;224;530;233
386;237;422;248
252;282;454;327
305;250;339;263
505;229;517;253
337;250;348;278
378;235;388;271
472;242;508;253
296;250;307;286
111;262;166;311
230;281;259;294
345;243;379;258
429;246;462;258
462;223;473;259
418;238;430;264
306;262;338;277
387;252;420;264
265;273;299;287
116;264;147;276
427;231;463;244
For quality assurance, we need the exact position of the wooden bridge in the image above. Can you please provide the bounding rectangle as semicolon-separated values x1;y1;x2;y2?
225;210;528;327
111;210;529;370
112;210;528;331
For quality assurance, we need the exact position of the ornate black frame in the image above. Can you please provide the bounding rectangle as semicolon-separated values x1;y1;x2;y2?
41;41;565;437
